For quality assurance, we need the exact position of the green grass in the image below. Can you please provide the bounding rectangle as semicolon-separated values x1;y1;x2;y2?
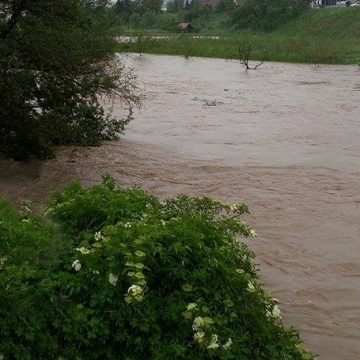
276;8;360;40
119;9;360;64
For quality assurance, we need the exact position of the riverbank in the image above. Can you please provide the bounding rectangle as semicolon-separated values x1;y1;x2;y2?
1;55;360;359
119;9;360;64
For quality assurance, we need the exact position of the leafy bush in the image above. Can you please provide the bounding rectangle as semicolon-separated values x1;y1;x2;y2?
0;177;313;359
0;200;56;267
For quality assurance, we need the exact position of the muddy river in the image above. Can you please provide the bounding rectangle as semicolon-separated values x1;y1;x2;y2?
1;54;359;359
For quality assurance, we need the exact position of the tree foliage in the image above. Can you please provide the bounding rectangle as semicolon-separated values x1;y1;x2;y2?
232;0;309;31
0;0;140;160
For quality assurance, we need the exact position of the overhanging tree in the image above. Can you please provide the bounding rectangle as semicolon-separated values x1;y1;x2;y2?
0;0;140;160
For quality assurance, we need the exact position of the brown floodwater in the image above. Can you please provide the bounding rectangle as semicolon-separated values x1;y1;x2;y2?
1;54;360;359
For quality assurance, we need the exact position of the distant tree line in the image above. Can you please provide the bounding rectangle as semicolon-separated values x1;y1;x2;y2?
231;0;309;30
113;0;309;32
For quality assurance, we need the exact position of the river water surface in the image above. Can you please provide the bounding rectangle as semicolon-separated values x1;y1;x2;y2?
1;54;359;359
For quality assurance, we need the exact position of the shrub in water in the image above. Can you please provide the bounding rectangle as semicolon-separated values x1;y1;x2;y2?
0;177;313;359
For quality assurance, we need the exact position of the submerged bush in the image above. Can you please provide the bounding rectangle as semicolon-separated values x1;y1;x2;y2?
0;177;313;359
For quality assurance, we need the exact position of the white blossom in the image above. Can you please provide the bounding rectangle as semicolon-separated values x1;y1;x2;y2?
126;284;144;303
187;303;198;311
194;331;205;343
128;284;143;295
207;334;219;349
75;247;91;255
247;281;256;293
223;338;233;350
192;316;205;331
235;268;244;274
135;250;145;257
108;273;118;286
94;231;103;241
249;229;257;237
272;305;282;319
72;260;81;272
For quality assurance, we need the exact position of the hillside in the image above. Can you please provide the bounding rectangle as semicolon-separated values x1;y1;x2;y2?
275;8;360;40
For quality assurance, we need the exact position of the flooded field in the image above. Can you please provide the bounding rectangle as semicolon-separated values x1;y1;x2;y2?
1;54;360;359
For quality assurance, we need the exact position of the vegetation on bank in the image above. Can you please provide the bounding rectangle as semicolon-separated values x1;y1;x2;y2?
0;0;140;161
0;177;314;359
118;9;360;64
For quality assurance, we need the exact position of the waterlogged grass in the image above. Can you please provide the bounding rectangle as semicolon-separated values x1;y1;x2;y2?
119;9;360;64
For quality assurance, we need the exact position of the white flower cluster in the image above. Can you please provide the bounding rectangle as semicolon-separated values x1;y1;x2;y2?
75;247;92;255
126;284;144;303
94;231;104;241
272;305;281;319
135;250;145;257
186;308;233;351
192;316;208;331
207;334;219;349
187;303;198;311
229;204;240;212
266;304;282;320
72;259;81;272
247;281;256;293
249;229;257;238
71;230;110;275
223;338;233;350
194;331;205;343
108;273;118;286
192;316;212;344
0;256;7;270
125;251;146;303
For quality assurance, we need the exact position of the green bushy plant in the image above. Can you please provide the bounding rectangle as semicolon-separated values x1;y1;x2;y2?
0;200;56;267
0;177;313;359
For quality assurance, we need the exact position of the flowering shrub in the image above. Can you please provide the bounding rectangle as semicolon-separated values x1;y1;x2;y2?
0;176;313;359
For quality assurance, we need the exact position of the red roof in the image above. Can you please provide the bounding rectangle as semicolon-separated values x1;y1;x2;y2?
179;23;192;29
